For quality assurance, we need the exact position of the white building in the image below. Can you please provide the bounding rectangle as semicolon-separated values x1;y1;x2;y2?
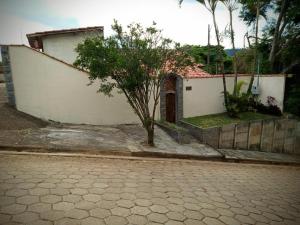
27;26;103;64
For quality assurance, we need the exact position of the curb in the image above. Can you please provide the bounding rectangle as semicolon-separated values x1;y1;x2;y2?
0;145;299;166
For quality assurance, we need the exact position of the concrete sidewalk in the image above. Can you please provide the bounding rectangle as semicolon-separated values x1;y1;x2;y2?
0;123;222;160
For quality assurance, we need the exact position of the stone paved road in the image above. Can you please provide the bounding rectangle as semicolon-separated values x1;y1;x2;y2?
0;154;299;225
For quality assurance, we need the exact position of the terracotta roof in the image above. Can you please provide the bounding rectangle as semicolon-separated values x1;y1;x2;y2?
27;26;103;49
184;65;213;78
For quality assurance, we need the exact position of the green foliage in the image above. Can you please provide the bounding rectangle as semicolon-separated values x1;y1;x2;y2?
74;20;193;146
285;83;300;116
181;45;233;74
238;0;272;25
226;81;251;117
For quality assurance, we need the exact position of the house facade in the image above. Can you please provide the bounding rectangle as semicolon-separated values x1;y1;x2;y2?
0;26;286;126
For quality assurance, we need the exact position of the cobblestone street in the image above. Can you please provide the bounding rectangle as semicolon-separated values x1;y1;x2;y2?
0;154;299;225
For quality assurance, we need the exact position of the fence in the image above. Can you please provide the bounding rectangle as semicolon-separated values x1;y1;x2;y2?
179;118;300;154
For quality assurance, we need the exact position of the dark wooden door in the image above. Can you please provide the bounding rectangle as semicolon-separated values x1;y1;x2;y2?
166;93;176;123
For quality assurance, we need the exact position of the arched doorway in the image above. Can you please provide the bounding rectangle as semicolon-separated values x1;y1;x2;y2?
164;76;176;123
160;75;183;123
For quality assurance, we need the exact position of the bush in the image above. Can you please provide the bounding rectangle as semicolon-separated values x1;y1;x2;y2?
250;96;282;116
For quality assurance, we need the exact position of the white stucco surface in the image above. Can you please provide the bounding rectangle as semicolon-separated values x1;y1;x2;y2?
42;31;102;65
9;46;141;125
183;75;285;118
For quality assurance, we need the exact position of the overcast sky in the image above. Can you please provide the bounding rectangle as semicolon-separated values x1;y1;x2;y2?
0;0;263;48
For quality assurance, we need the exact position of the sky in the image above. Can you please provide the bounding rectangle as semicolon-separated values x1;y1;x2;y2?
0;0;260;48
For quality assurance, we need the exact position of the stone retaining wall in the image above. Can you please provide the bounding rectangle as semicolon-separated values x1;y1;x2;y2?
179;118;300;154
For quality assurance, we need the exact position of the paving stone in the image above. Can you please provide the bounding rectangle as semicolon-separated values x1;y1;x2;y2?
219;215;241;225
203;217;225;225
102;193;120;201
29;188;50;196
97;200;116;209
150;205;169;213
70;188;88;195
131;206;151;216
38;182;56;188
111;207;131;217
40;210;65;221
184;218;206;225
135;199;152;207
6;188;28;197
263;212;284;221
31;220;53;225
81;217;106;225
201;208;219;218
0;213;11;223
12;212;39;223
167;204;185;212
54;218;81;225
117;199;135;208
53;202;74;211
16;195;39;204
104;215;128;225
167;211;186;221
166;220;185;225
183;210;204;220
89;208;111;218
63;194;82;203
50;188;69;196
147;212;168;223
75;200;97;210
1;203;26;214
0;196;15;207
64;208;89;219
83;194;102;202
127;214;148;225
17;182;36;189
41;194;62;204
235;214;256;224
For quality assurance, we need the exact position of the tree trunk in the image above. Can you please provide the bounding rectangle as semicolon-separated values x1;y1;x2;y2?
212;11;228;107
147;126;154;146
269;0;288;72
247;2;260;95
229;9;238;96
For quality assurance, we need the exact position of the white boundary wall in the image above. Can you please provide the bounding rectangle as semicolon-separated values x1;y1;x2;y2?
8;45;286;124
183;75;285;118
9;46;141;125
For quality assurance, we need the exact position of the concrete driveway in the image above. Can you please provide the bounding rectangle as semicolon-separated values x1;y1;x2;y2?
0;153;299;225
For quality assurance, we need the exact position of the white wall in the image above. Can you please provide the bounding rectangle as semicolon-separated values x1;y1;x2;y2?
42;31;102;65
9;46;142;125
183;75;285;118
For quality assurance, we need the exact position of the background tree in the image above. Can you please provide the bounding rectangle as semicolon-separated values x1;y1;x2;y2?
74;21;193;146
180;45;232;74
239;0;271;94
180;0;229;107
222;0;239;95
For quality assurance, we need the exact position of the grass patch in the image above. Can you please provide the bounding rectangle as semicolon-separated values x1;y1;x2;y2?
183;112;278;128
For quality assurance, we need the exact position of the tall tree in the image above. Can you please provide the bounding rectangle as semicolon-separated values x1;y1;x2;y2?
179;0;228;107
74;21;193;146
222;0;239;95
239;0;271;94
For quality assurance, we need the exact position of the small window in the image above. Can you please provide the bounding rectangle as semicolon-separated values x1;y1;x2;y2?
186;86;192;91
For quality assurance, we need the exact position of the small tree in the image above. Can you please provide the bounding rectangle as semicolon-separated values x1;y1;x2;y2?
74;21;193;146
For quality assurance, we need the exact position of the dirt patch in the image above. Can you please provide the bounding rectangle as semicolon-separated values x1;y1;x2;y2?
0;83;48;130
